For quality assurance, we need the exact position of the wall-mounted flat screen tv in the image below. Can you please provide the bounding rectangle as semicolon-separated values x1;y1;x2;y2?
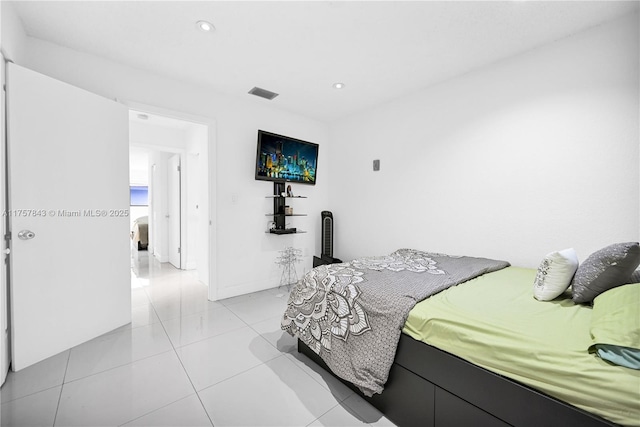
255;130;318;185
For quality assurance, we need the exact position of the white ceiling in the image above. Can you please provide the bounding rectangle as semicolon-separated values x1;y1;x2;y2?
10;1;639;122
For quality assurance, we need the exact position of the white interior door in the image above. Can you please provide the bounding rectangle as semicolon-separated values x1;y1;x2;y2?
6;63;131;371
167;154;181;269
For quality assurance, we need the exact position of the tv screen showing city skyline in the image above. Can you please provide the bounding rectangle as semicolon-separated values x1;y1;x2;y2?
255;130;318;185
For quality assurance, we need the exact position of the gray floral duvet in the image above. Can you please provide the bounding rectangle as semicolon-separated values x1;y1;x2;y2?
281;248;509;396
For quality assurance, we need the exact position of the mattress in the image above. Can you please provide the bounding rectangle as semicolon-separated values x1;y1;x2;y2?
403;266;640;426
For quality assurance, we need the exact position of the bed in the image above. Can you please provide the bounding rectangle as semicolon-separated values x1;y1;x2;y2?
282;247;640;427
131;216;148;250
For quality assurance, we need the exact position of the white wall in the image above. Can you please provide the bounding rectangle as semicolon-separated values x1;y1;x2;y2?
185;125;208;276
329;13;639;268
130;121;188;152
7;19;329;299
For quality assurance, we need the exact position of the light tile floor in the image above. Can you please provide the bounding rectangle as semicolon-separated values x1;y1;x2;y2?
1;251;395;426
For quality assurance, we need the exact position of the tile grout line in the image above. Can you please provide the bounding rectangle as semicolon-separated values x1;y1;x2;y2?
163;318;247;351
171;294;292;395
117;266;211;426
195;353;288;395
151;302;228;324
49;265;202;422
58;348;176;387
0;382;62;406
51;349;72;427
144;272;286;411
146;286;215;427
304;402;341;427
54;256;304;426
55;320;176;386
115;394;204;427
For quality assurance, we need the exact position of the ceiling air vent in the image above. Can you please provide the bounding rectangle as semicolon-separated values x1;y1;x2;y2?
248;87;279;100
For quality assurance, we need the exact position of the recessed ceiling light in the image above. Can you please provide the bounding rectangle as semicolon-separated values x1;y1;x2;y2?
196;20;215;32
333;82;345;89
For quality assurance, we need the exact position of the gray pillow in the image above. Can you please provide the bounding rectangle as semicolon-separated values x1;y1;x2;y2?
629;268;640;284
571;242;640;304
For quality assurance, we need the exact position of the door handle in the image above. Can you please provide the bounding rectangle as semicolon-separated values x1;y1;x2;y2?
17;230;36;240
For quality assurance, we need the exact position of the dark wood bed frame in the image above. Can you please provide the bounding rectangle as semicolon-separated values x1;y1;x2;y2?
298;335;618;427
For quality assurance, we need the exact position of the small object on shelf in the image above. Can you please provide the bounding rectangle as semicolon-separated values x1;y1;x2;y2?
270;228;297;235
268;182;306;233
276;246;303;287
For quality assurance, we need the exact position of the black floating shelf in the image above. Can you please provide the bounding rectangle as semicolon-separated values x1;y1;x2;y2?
265;230;307;234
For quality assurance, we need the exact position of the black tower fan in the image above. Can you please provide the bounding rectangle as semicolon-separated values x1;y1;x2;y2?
321;211;333;258
314;211;342;267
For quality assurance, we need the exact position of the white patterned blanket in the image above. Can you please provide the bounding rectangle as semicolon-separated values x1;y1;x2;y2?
281;248;509;396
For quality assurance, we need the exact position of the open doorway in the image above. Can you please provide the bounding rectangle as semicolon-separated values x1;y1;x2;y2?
129;147;150;273
128;110;211;289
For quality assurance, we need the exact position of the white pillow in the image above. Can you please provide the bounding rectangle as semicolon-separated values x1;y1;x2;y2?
533;248;579;301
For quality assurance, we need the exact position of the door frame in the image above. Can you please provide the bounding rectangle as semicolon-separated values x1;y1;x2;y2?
1;51;9;384
125;101;217;300
135;148;185;266
167;153;181;269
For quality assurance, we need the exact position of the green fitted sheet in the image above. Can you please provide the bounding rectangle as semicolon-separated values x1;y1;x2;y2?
403;266;640;426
